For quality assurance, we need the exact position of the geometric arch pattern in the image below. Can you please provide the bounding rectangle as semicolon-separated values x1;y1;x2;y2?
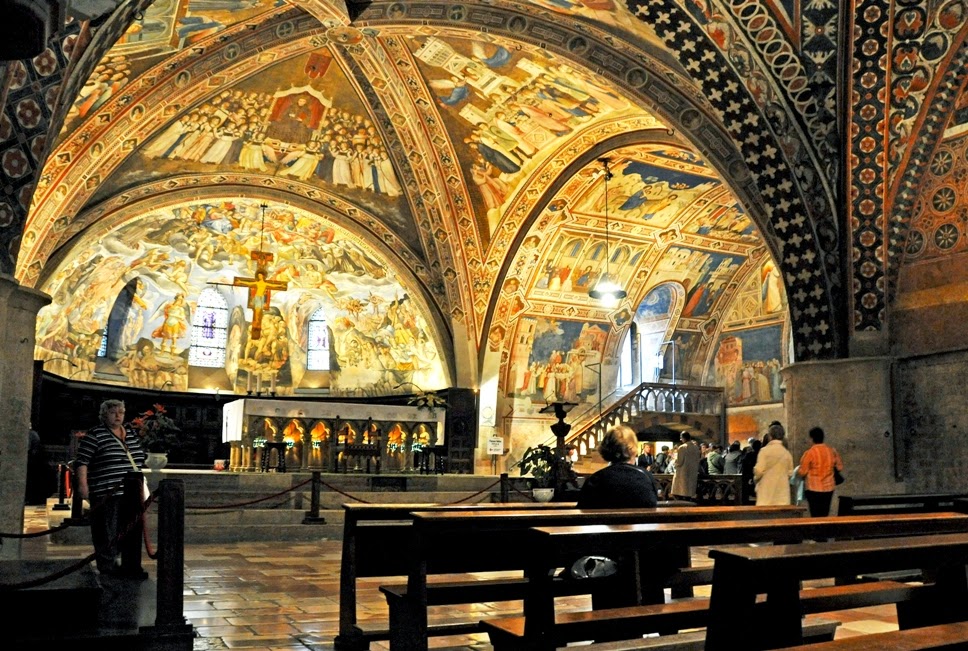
885;32;968;306
630;0;841;358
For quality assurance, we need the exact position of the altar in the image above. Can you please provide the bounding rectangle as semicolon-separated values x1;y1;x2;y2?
222;398;446;473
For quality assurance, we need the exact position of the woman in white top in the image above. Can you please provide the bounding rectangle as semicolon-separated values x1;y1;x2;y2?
753;421;795;505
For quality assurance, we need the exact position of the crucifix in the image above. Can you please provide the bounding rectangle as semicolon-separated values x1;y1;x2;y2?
230;203;287;340
233;250;287;340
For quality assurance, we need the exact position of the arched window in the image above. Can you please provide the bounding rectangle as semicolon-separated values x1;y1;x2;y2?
619;324;635;388
307;308;330;370
189;288;228;367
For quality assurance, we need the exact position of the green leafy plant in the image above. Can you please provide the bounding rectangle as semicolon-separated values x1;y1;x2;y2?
131;404;181;454
518;444;557;488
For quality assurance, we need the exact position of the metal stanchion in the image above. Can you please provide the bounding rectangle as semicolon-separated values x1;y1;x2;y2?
142;478;194;643
303;470;326;524
53;463;71;511
65;461;88;526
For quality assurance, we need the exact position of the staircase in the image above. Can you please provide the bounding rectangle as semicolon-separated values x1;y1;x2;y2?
48;469;512;544
559;382;727;464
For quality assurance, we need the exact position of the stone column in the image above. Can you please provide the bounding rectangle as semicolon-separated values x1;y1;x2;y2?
781;357;902;501
0;276;51;559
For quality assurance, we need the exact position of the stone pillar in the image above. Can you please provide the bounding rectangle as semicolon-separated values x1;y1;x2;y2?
0;276;51;560
781;357;902;501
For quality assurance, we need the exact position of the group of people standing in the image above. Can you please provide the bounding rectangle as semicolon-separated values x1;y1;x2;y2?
582;421;845;517
754;421;845;517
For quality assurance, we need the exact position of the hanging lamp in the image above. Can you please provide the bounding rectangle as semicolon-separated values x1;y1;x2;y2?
588;158;627;307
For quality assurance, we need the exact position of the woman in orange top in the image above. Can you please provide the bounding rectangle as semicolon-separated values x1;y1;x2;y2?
797;427;844;517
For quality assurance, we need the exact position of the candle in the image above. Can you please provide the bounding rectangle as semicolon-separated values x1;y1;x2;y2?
256;374;263;394
271;374;277;393
246;373;252;392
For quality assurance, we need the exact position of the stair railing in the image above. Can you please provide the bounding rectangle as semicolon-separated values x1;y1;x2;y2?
549;382;727;462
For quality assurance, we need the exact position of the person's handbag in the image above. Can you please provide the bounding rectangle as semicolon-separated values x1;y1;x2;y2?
121;438;151;503
834;468;845;485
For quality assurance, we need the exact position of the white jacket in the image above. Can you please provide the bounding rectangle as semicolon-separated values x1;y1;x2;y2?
753;440;794;505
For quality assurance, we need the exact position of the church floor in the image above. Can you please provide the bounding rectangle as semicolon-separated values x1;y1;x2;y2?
21;504;899;651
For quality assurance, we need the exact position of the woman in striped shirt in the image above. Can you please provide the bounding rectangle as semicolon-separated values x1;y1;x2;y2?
75;400;146;575
796;427;844;517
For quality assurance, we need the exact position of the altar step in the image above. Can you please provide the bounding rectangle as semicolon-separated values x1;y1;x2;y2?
48;470;518;544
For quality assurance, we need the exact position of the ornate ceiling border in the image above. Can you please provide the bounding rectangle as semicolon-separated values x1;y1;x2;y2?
885;32;968;306
20;6;319;282
849;0;968;330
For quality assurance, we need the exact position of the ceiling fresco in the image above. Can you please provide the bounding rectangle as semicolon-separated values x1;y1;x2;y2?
10;0;852;445
903;94;968;266
404;34;637;237
486;143;787;433
97;48;419;247
62;0;272;134
34;198;448;395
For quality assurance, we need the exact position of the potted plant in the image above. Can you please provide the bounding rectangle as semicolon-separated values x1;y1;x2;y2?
132;403;181;470
518;445;573;502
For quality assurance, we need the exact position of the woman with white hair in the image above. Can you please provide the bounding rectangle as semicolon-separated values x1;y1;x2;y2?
577;425;658;509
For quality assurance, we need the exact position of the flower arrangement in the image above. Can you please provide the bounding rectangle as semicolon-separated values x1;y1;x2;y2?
518;444;579;490
131;404;181;453
408;390;448;415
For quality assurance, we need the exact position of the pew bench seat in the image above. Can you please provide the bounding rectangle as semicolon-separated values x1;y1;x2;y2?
481;581;925;651
535;618;841;651
378;574;622;645
780;620;968;651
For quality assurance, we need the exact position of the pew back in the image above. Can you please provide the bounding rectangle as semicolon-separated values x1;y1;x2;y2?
336;501;577;650
380;505;803;651
706;531;968;650
837;492;968;515
516;512;968;641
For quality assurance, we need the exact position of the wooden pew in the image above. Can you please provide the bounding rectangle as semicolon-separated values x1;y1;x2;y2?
838;492;968;515
480;512;968;651
779;621;968;651
384;505;804;651
335;501;577;651
705;531;968;650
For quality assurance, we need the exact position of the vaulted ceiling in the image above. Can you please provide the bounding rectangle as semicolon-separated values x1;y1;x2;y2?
15;0;931;423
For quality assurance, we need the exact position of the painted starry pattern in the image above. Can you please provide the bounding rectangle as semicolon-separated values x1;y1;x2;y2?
628;0;838;359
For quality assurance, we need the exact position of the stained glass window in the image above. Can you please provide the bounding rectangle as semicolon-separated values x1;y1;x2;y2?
189;288;228;367
307;308;330;370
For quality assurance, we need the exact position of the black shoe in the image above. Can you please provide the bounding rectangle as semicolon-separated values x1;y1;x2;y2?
100;566;148;580
118;567;150;581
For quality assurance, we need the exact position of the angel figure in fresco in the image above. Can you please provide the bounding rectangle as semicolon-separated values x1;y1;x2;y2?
430;77;471;107
761;260;783;313
150;293;191;354
471;41;512;67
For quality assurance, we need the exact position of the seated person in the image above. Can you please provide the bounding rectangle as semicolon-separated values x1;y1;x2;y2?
577;425;658;509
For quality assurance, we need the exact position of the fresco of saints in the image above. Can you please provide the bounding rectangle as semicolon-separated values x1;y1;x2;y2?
151;293;191;353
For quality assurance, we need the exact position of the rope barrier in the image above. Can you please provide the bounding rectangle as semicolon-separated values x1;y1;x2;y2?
2;473;514;588
509;482;538;502
442;477;503;504
316;477;373;504
0;521;71;539
0;554;98;591
185;476;313;510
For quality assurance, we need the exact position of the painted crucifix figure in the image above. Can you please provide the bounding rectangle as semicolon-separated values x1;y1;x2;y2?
234;250;287;339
